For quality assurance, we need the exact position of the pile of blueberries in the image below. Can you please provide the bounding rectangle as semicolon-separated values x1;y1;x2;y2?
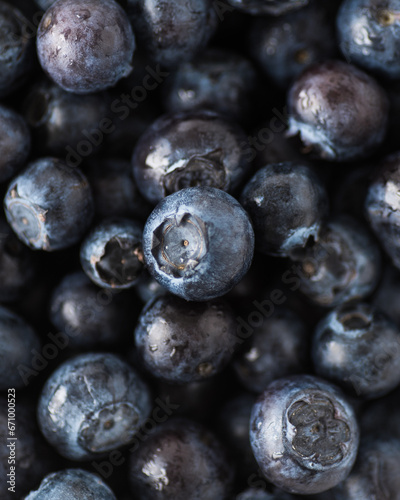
2;0;400;498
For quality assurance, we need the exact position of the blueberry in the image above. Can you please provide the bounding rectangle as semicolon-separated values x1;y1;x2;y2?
360;386;400;440
373;265;400;327
134;294;237;383
0;104;30;183
312;302;400;399
289;216;381;307
25;468;117;499
226;0;308;16
134;271;167;303
35;0;55;9
37;0;135;94
80;218;144;289
4;158;94;251
128;418;234;499
250;375;359;494
233;308;310;393
337;0;400;79
236;489;294;500
37;352;152;460
163;48;258;121
126;0;217;69
142;187;255;301
132;111;250;205
240;162;328;256
287;60;389;161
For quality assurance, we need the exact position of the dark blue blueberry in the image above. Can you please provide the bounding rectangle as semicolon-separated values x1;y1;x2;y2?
163;48;258;121
126;0;217;69
132;111;250;205
142;187;255;301
226;0;308;16
338;0;400;79
236;489;295;500
287;60;389;161
80;218;144;289
36;0;55;8
128;418;234;499
25;469;117;499
37;0;135;94
289;216;381;307
312;302;400;399
135;294;237;383
250;375;359;495
49;271;138;349
249;2;337;88
233;308;310;393
0;306;40;390
373;265;400;327
37;352;152;460
134;271;167;303
4;158;94;251
240;162;328;256
360;386;400;440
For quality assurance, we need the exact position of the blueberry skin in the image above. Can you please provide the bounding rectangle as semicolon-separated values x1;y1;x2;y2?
163;48;258;121
132;111;250;205
240;162;328;257
4;158;94;251
126;0;217;69
233;308;310;393
226;0;308;16
290;216;381;307
373;265;400;327
36;0;55;8
25;469;117;499
338;0;400;80
236;489;295;500
287;60;388;161
312;302;400;400
135;294;237;383
49;271;137;348
37;352;152;461
135;271;167;303
142;187;255;301
128;418;234;500
37;0;135;94
250;375;359;495
80;218;144;289
0;104;30;183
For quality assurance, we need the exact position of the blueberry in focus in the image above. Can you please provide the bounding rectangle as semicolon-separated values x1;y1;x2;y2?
226;0;308;16
250;375;359;494
142;187;255;301
240;162;328;256
36;0;135;94
128;417;234;499
287;60;389;161
80;218;144;289
25;468;117;499
37;352;152;460
312;302;400;399
132;111;250;205
134;294;237;383
4;158;94;251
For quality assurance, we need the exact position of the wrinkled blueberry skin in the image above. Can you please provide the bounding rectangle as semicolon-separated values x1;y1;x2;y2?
290;216;381;307
250;375;359;495
143;187;255;301
373;265;400;327
37;0;135;94
338;0;400;79
25;468;117;499
288;61;388;161
132;111;250;205
163;48;258;121
50;271;137;348
312;302;400;399
0;3;34;98
24;80;111;156
249;2;337;88
233;308;310;393
226;0;308;16
80;218;144;289
126;0;217;69
0;105;30;183
333;436;400;499
37;352;152;461
365;153;400;270
129;418;234;500
135;294;237;383
4;158;94;251
240;162;328;257
0;306;40;390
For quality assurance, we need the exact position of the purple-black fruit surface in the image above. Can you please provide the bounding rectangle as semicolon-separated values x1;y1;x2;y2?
226;0;308;16
373;265;400;328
